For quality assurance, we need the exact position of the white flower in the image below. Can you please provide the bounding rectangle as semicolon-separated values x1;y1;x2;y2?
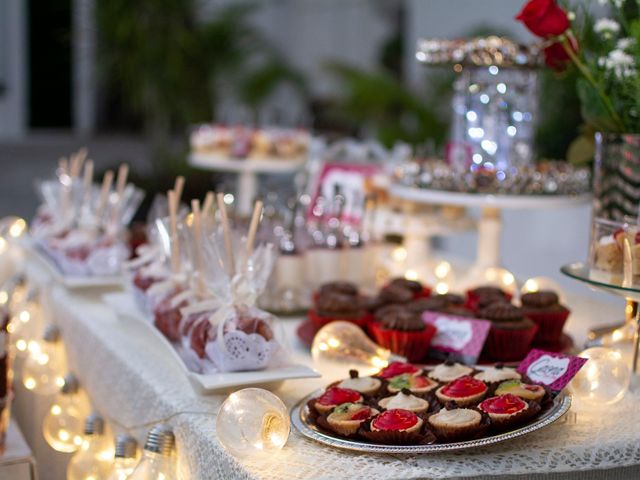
602;49;637;79
597;0;607;4
617;38;635;51
594;18;621;35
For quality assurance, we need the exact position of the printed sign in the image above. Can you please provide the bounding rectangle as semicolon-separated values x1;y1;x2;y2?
517;349;588;392
423;312;492;364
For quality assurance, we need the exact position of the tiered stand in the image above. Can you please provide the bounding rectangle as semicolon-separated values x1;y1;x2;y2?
562;262;640;375
390;185;591;289
189;153;306;217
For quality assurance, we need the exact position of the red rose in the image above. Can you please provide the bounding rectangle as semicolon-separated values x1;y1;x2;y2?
543;36;578;70
516;0;570;38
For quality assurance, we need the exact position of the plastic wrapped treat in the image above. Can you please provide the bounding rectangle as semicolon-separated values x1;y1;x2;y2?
184;232;290;373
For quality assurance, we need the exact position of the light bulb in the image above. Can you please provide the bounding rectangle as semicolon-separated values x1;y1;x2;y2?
128;424;177;480
0;216;27;239
67;413;114;480
107;435;139;480
43;374;90;453
22;325;66;395
10;300;41;357
569;347;630;406
312;321;399;376
482;267;516;293
217;389;290;459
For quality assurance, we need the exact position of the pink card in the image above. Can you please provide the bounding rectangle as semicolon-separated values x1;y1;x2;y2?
423;312;492;364
517;349;588;392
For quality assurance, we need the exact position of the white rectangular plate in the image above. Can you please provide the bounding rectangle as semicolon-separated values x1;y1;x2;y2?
102;291;320;394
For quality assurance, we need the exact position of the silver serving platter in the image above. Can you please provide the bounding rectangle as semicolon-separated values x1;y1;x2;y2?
291;389;572;454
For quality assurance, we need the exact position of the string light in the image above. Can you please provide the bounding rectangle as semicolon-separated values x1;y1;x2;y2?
67;413;114;480
43;374;90;453
217;389;290;458
107;435;139;480
22;325;66;395
570;347;630;406
128;425;177;480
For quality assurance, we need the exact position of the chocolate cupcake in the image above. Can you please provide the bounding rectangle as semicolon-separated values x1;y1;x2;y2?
378;284;415;304
388;278;424;295
479;303;538;361
369;306;436;362
309;290;371;329
319;281;359;297
405;296;448;314
521;290;570;343
466;286;512;312
428;405;486;442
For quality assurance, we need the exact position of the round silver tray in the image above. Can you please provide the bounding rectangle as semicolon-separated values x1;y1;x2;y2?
291;389;571;454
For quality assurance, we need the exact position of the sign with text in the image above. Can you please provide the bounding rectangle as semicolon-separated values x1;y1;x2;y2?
517;349;587;392
423;312;491;364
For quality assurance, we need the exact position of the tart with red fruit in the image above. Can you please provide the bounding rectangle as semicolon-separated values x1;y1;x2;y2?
313;387;363;414
436;376;488;407
478;393;540;428
359;409;435;445
387;373;438;394
337;370;382;395
376;362;422;380
325;403;379;436
427;406;486;442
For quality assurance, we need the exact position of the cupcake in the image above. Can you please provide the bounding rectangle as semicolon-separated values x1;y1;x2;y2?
378;284;415;305
428;360;473;383
479;303;538;361
388;277;431;299
478;394;540;429
465;286;512;312
378;389;430;414
337;370;382;395
325;403;379;436
369;306;436;362
428;406;485;442
495;380;546;402
387;373;438;394
520;291;570;343
474;364;521;385
313;387;363;414
359;409;435;445
318;281;359;298
436;376;488;407
377;362;422;379
309;290;371;329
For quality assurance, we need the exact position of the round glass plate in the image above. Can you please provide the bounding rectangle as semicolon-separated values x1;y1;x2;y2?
560;262;640;300
291;389;572;454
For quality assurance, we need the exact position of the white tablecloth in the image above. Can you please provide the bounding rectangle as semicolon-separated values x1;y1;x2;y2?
12;256;640;480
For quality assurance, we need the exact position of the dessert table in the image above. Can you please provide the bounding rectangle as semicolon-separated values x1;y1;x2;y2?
10;253;640;480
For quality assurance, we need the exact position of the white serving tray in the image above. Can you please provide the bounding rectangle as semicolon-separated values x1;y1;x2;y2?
102;291;320;394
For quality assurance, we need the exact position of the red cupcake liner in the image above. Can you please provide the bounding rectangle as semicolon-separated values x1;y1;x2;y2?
415;286;432;299
482;323;538;362
308;309;372;330
526;309;570;343
368;322;436;363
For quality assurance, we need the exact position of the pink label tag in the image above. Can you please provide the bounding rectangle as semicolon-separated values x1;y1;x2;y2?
423;312;492;364
517;349;587;392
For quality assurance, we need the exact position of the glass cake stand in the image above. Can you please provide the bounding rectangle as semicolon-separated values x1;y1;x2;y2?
561;261;640;375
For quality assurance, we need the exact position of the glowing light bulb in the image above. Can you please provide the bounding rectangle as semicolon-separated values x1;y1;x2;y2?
404;270;419;281
67;413;114;480
43;374;91;453
22;325;66;395
520;276;566;302
0;216;27;239
478;267;517;294
128;425;177;480
107;435;139;480
0;238;6;255
569;347;630;406
312;321;399;375
217;389;290;459
391;247;407;262
434;261;451;279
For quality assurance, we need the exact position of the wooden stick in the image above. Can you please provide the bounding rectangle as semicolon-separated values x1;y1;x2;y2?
83;160;94;191
174;176;185;205
191;199;205;296
216;193;235;277
72;147;88;177
246;200;263;259
96;170;114;218
168;190;181;273
111;164;129;226
202;191;215;220
58;157;68;176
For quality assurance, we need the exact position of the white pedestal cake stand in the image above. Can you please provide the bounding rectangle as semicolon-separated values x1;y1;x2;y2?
390;185;591;288
188;153;306;217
